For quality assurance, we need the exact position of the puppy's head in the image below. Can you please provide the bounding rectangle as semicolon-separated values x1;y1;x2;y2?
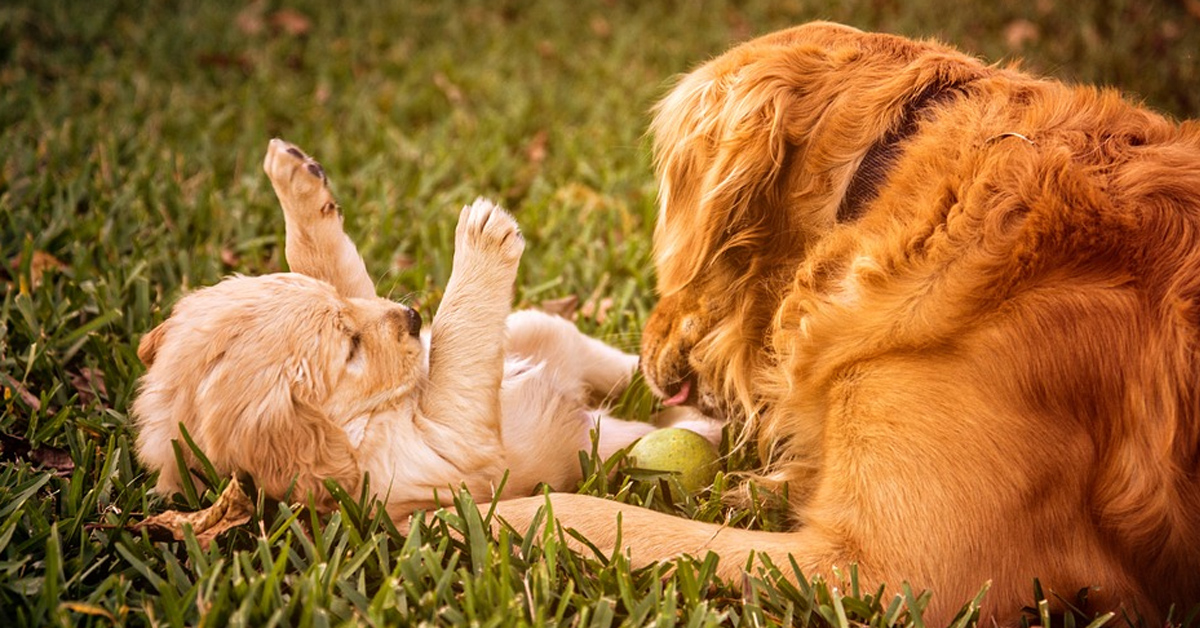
132;273;424;505
641;22;985;419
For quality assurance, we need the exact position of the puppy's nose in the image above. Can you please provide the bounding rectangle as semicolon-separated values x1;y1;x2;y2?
404;308;422;337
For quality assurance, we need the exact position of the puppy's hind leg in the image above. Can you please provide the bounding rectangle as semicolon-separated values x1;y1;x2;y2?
588;410;656;459
505;309;639;402
263;139;376;299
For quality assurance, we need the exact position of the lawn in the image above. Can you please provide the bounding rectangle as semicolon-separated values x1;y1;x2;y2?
2;0;1198;626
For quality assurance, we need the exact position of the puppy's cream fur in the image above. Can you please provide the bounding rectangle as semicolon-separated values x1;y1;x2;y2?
133;140;657;514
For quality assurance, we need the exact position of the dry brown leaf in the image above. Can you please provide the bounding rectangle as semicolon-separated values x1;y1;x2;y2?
69;368;107;405
526;130;549;166
392;252;415;272
540;295;579;320
31;250;66;286
235;0;266;35
580;296;614;325
589;15;611;38
433;72;464;105
220;247;240;267
132;475;253;548
270;8;312;36
1004;19;1040;50
9;250;68;290
0;432;74;473
1;372;40;410
29;443;74;473
1161;20;1182;42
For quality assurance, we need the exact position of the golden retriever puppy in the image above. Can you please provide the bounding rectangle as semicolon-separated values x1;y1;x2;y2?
492;22;1200;623
132;140;658;515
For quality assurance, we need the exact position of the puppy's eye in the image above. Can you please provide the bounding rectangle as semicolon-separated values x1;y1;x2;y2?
347;334;362;361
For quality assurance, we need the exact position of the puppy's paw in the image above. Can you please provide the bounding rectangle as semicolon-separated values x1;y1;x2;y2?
454;198;525;266
264;138;340;225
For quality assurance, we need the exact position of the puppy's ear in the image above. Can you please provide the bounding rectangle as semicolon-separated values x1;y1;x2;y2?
240;396;361;509
137;321;172;366
195;356;360;510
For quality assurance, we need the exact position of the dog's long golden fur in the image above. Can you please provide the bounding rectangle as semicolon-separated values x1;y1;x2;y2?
494;22;1200;623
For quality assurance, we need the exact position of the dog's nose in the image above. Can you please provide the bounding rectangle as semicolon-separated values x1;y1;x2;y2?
405;308;422;337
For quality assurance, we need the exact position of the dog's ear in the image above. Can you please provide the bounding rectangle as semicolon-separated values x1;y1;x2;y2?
193;355;360;509
137;321;171;366
649;47;837;295
649;34;986;296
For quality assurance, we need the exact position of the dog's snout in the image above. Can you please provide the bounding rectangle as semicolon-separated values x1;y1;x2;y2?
405;308;422;337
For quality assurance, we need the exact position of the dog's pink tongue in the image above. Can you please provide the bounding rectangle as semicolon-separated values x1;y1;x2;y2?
662;380;691;407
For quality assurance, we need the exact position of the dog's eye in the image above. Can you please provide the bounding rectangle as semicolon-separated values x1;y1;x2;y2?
347;334;362;360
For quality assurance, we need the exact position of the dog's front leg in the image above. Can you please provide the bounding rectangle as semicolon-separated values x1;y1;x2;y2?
263;139;376;299
491;493;828;583
418;199;524;470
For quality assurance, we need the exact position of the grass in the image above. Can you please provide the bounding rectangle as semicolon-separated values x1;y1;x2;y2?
2;0;1198;625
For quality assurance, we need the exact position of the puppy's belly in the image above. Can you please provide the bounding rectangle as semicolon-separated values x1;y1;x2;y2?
499;358;593;494
348;359;593;506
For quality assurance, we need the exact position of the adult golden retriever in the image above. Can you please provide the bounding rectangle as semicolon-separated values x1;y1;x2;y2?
492;22;1200;623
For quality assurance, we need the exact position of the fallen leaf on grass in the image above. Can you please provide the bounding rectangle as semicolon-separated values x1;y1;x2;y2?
589;15;611;38
1160;20;1182;42
0;432;75;473
526;130;549;166
580;296;614;325
578;275;613;324
271;8;312;36
9;250;67;291
131;475;253;548
235;0;266;35
433;72;464;105
236;2;311;38
1004;19;1040;50
220;247;240;267
30;251;66;287
1;373;41;410
391;252;415;272
540;295;579;319
69;368;107;405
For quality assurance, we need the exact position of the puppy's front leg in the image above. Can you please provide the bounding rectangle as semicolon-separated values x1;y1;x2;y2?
419;199;524;464
263;139;376;299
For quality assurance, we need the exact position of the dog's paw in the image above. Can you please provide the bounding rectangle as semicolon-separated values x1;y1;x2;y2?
264;138;340;224
454;198;525;266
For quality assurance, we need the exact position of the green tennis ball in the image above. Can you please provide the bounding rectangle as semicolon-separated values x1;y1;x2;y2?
627;427;720;494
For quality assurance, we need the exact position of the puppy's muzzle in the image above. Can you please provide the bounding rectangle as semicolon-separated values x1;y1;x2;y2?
403;308;422;337
385;306;423;338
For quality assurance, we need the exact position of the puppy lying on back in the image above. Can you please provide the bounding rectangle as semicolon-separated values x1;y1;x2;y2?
132;140;668;515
